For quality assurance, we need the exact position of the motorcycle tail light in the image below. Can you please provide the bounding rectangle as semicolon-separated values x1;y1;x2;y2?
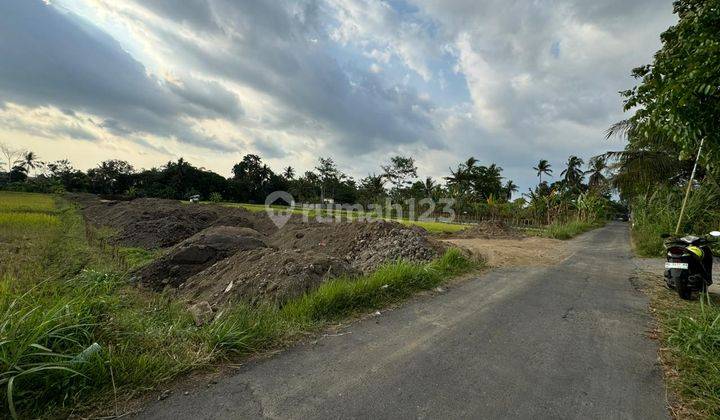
667;246;688;258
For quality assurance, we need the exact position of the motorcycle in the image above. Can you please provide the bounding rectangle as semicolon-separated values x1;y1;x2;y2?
662;231;720;300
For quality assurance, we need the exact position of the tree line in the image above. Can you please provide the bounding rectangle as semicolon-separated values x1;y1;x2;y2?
0;140;621;225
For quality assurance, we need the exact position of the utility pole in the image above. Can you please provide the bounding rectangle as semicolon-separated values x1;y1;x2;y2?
675;138;705;235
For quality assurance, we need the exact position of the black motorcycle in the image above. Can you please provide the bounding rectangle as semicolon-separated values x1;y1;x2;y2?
662;231;720;299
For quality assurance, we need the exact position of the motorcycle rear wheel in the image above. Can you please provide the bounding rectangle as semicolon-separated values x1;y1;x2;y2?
677;282;692;300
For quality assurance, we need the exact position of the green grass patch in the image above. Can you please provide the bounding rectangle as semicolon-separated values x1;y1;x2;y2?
647;280;720;418
527;219;603;240
0;193;478;418
117;247;160;269
397;219;467;234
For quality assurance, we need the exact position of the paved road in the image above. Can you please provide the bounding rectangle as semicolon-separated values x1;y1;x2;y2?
137;222;667;419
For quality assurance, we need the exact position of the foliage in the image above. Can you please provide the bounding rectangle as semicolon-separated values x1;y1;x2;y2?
620;0;720;170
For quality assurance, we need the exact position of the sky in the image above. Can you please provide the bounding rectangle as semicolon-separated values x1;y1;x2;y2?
0;0;677;195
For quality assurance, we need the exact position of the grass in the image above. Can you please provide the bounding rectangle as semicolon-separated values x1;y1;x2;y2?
0;192;478;418
543;219;602;240
524;218;603;240
631;185;720;257
0;192;56;213
642;276;720;418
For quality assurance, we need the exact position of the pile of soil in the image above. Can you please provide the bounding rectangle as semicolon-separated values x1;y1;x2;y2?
73;195;277;248
136;226;268;291
72;194;447;308
180;248;359;306
455;220;523;239
270;220;442;272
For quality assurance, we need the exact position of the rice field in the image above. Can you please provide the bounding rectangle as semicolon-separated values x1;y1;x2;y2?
0;192;56;213
0;192;60;240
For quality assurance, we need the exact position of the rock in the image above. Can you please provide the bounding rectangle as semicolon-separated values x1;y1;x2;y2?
158;389;172;401
189;301;214;326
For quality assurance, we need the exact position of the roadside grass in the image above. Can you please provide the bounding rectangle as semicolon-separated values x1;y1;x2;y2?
525;218;603;240
643;277;720;418
0;192;479;418
543;219;602;240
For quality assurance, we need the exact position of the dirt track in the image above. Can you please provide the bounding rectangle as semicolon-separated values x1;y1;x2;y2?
445;236;571;267
134;222;668;419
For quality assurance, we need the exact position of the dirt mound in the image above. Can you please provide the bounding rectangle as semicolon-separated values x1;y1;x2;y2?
72;194;448;307
74;196;277;248
136;226;268;290
270;220;443;272
180;248;359;306
455;220;523;239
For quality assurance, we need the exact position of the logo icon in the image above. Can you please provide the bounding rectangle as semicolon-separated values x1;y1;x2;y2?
265;191;295;229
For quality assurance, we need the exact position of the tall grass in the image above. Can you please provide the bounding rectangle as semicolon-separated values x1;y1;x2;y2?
631;184;720;256
0;192;478;418
541;219;601;240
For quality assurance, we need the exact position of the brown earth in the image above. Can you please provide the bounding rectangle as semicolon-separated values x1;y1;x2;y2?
444;236;571;268
453;220;523;239
71;194;278;249
71;195;445;307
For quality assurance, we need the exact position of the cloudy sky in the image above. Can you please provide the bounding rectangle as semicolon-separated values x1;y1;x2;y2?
0;0;676;193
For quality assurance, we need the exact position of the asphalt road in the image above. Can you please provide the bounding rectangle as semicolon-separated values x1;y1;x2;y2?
136;222;667;419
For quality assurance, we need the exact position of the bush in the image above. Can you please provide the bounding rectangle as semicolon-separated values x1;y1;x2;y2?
209;192;223;203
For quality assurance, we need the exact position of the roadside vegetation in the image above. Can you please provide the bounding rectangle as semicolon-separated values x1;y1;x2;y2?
604;0;720;414
641;279;720;418
0;191;479;418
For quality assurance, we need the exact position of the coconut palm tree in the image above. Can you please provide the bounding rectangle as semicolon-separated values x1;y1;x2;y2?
560;155;585;190
21;151;42;179
533;159;553;183
585;157;608;189
283;166;295;180
422;177;437;198
504;180;518;201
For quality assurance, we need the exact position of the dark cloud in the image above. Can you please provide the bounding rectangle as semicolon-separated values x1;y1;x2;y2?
117;0;440;153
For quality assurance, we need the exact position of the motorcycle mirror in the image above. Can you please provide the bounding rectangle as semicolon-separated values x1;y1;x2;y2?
710;231;720;237
660;233;671;239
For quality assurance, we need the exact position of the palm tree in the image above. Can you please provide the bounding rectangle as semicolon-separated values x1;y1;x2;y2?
585;157;607;189
283;166;295;180
421;177;435;197
21;151;43;179
504;180;518;201
465;157;479;171
561;155;585;189
533;159;553;183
